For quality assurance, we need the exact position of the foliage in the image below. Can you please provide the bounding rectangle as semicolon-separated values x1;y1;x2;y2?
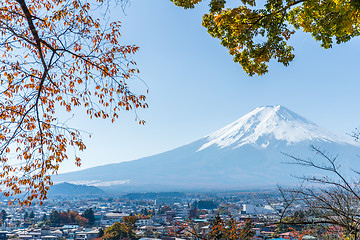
140;208;153;217
123;216;137;231
207;215;254;240
102;217;138;240
49;209;88;226
0;0;147;205
29;211;35;219
0;210;7;224
49;210;59;225
185;214;254;240
82;208;95;226
171;0;360;75
98;228;105;238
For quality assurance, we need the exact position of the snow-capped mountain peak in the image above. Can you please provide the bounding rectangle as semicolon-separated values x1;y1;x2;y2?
56;105;360;192
198;105;349;151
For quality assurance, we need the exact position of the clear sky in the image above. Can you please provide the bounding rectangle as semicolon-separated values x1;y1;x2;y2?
59;0;360;173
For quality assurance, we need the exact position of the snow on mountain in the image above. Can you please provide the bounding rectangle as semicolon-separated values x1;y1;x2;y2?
198;105;350;151
55;105;360;192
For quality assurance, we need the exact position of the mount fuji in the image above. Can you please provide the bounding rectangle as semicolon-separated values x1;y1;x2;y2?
55;105;360;192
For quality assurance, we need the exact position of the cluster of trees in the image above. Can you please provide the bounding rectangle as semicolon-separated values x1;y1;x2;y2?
170;214;254;240
82;208;95;226
23;211;35;222
101;216;137;240
205;215;254;240
48;208;94;227
139;208;153;217
49;210;88;226
0;210;7;225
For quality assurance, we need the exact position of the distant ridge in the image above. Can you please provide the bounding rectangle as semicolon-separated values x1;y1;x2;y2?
54;106;360;192
49;182;106;196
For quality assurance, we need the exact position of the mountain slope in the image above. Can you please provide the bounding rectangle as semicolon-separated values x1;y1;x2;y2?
55;106;360;192
199;105;349;151
48;182;106;196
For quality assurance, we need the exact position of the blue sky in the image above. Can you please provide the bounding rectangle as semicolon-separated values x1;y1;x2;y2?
60;0;360;173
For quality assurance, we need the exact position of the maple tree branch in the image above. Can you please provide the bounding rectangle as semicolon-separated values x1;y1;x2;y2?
0;0;145;205
15;0;53;151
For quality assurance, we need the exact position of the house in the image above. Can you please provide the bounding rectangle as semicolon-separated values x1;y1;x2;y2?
136;219;154;227
104;212;129;225
75;229;99;240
